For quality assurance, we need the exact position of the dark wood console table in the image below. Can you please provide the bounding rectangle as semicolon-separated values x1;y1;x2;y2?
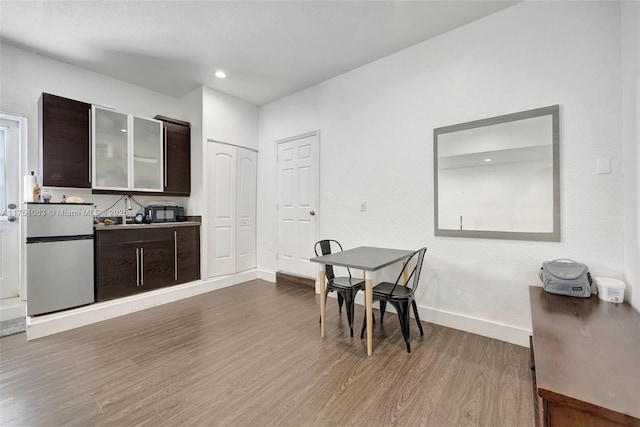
529;286;640;426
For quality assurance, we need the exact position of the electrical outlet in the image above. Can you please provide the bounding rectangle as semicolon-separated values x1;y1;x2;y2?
360;201;367;212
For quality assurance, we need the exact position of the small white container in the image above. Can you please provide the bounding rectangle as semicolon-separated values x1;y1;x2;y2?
595;277;625;303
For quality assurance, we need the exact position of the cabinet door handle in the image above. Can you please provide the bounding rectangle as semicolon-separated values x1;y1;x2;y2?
140;247;144;286
164;125;168;189
88;109;92;184
174;231;178;281
136;248;140;286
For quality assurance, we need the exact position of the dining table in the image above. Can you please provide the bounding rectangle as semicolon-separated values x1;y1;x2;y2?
310;246;414;355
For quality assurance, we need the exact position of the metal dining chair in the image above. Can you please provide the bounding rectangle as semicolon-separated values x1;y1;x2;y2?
315;239;365;337
360;247;427;352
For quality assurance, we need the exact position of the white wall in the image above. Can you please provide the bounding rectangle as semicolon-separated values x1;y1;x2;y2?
202;87;258;150
257;1;627;345
621;1;640;310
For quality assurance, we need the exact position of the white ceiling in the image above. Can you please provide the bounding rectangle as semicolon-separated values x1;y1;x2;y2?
0;1;518;106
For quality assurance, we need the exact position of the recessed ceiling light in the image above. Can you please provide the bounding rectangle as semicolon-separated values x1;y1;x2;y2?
484;158;493;162
214;71;226;79
120;129;127;133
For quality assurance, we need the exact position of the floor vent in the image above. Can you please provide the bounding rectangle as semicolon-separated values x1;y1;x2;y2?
276;271;315;290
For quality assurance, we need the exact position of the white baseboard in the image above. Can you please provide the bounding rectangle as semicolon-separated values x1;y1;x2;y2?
26;270;259;340
340;293;531;348
258;269;276;282
0;298;26;322
415;305;530;347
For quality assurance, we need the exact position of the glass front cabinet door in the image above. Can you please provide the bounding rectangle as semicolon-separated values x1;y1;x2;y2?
92;106;129;190
92;106;163;192
132;116;163;192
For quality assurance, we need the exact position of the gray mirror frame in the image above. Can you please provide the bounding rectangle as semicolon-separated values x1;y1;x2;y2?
433;105;560;241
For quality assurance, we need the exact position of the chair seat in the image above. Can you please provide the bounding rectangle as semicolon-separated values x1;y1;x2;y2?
372;281;411;299
330;276;364;290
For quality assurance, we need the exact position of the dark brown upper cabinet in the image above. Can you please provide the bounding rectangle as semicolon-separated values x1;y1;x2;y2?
40;93;92;188
155;115;191;196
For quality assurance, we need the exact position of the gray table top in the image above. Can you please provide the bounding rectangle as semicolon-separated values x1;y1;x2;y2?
310;246;414;271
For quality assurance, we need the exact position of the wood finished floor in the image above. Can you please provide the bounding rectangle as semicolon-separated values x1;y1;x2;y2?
0;280;533;426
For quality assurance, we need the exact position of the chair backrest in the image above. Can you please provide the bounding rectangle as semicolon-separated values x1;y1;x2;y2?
314;239;351;281
391;247;427;297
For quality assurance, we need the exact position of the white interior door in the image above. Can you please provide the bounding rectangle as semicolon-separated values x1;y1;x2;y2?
277;132;318;278
207;143;236;277
0;115;23;301
236;148;257;272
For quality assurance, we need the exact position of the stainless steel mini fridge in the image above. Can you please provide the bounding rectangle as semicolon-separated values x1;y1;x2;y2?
26;203;95;316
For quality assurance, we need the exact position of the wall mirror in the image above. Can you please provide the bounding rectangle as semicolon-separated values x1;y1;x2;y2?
434;105;560;241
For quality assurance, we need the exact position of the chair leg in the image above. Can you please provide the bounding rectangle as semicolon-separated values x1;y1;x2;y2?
394;301;411;353
379;300;387;324
337;293;344;314
360;313;366;339
345;290;355;337
412;300;424;336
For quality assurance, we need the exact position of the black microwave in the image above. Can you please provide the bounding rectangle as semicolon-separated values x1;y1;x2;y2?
145;206;185;223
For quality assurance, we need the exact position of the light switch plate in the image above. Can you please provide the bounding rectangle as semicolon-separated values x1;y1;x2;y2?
596;158;611;174
360;201;367;212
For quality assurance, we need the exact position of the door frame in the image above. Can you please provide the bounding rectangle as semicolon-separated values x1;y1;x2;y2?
275;130;320;278
0;112;26;306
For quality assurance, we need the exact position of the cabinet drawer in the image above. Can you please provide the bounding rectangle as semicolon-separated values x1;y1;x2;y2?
96;229;139;245
139;228;173;242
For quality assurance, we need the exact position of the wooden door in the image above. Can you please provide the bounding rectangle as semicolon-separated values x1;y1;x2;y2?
41;93;91;188
236;148;257;272
175;226;200;284
207;143;237;277
277;132;319;278
95;240;139;301
140;238;174;290
162;119;191;195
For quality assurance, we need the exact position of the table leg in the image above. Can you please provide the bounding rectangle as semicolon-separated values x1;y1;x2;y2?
365;270;373;355
319;265;326;338
403;261;409;285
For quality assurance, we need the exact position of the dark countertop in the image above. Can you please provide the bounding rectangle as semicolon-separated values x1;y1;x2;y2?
94;221;200;230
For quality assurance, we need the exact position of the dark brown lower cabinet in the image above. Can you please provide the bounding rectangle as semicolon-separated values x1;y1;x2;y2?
529;287;640;427
139;234;175;291
176;225;200;283
95;239;139;301
96;225;200;302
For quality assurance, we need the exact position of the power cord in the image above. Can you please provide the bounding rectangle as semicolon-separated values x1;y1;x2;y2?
96;195;126;216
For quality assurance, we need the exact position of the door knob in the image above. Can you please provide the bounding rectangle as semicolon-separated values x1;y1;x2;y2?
6;203;17;222
309;210;316;216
